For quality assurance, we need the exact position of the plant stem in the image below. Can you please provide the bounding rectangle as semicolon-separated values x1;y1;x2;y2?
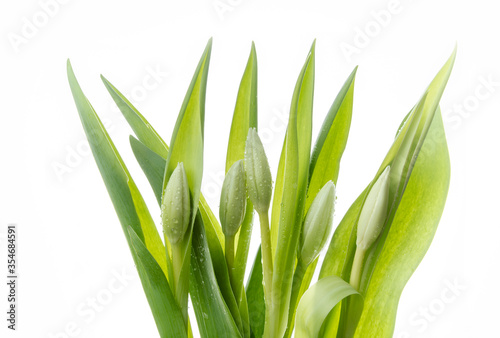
350;247;366;291
284;259;307;338
225;234;236;289
172;242;188;325
258;211;274;336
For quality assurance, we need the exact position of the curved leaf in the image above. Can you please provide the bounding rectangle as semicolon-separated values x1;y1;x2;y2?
295;276;359;338
354;110;450;337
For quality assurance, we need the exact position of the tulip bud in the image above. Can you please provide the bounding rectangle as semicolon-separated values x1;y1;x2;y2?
161;162;191;244
220;160;247;237
244;128;273;214
356;166;391;251
299;181;336;267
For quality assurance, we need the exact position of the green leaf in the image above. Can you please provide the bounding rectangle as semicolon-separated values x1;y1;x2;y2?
190;214;241;338
246;249;265;338
295;276;359;338
67;60;177;335
283;67;357;337
319;49;455;336
224;42;258;338
226;42;258;171
129;136;243;333
130;136;165;205
353;109;450;337
160;39;212;322
270;40;315;337
101;75;168;158
307;66;356;209
128;227;187;338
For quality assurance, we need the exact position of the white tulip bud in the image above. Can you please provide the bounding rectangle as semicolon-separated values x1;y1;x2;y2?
244;128;273;214
220;160;247;237
356;166;391;251
161;163;191;244
300;181;336;267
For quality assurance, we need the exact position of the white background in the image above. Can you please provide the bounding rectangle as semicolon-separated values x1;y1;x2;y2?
1;0;498;337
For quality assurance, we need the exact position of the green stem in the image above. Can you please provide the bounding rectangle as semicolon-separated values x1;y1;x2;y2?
349;247;366;291
284;259;307;338
172;242;188;325
225;234;236;292
258;211;274;336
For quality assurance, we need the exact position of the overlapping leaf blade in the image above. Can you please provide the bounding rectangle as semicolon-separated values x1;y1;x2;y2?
319;50;455;337
270;41;315;337
307;66;357;208
101;75;168;158
67;60;182;335
129;134;242;336
224;42;259;338
284;67;357;337
353;109;450;337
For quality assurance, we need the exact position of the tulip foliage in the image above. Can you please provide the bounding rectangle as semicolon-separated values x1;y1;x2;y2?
68;39;455;337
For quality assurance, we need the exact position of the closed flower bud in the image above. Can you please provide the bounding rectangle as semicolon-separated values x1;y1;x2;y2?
220;160;247;237
356;166;391;251
244;128;273;214
161;163;191;245
300;181;336;267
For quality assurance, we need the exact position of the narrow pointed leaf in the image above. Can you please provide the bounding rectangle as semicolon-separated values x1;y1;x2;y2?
101;75;168;158
67;60;178;335
130;136;165;205
225;44;258;323
226;42;258;171
68;61;166;273
307;67;356;209
271;41;315;337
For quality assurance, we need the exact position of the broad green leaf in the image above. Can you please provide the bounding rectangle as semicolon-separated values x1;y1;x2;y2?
101;75;168;158
319;49;455;336
354;109;450;337
190;214;241;338
246;249;265;338
270;41;315;337
359;50;456;299
128;227;187;338
295;276;359;338
67;60;178;336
